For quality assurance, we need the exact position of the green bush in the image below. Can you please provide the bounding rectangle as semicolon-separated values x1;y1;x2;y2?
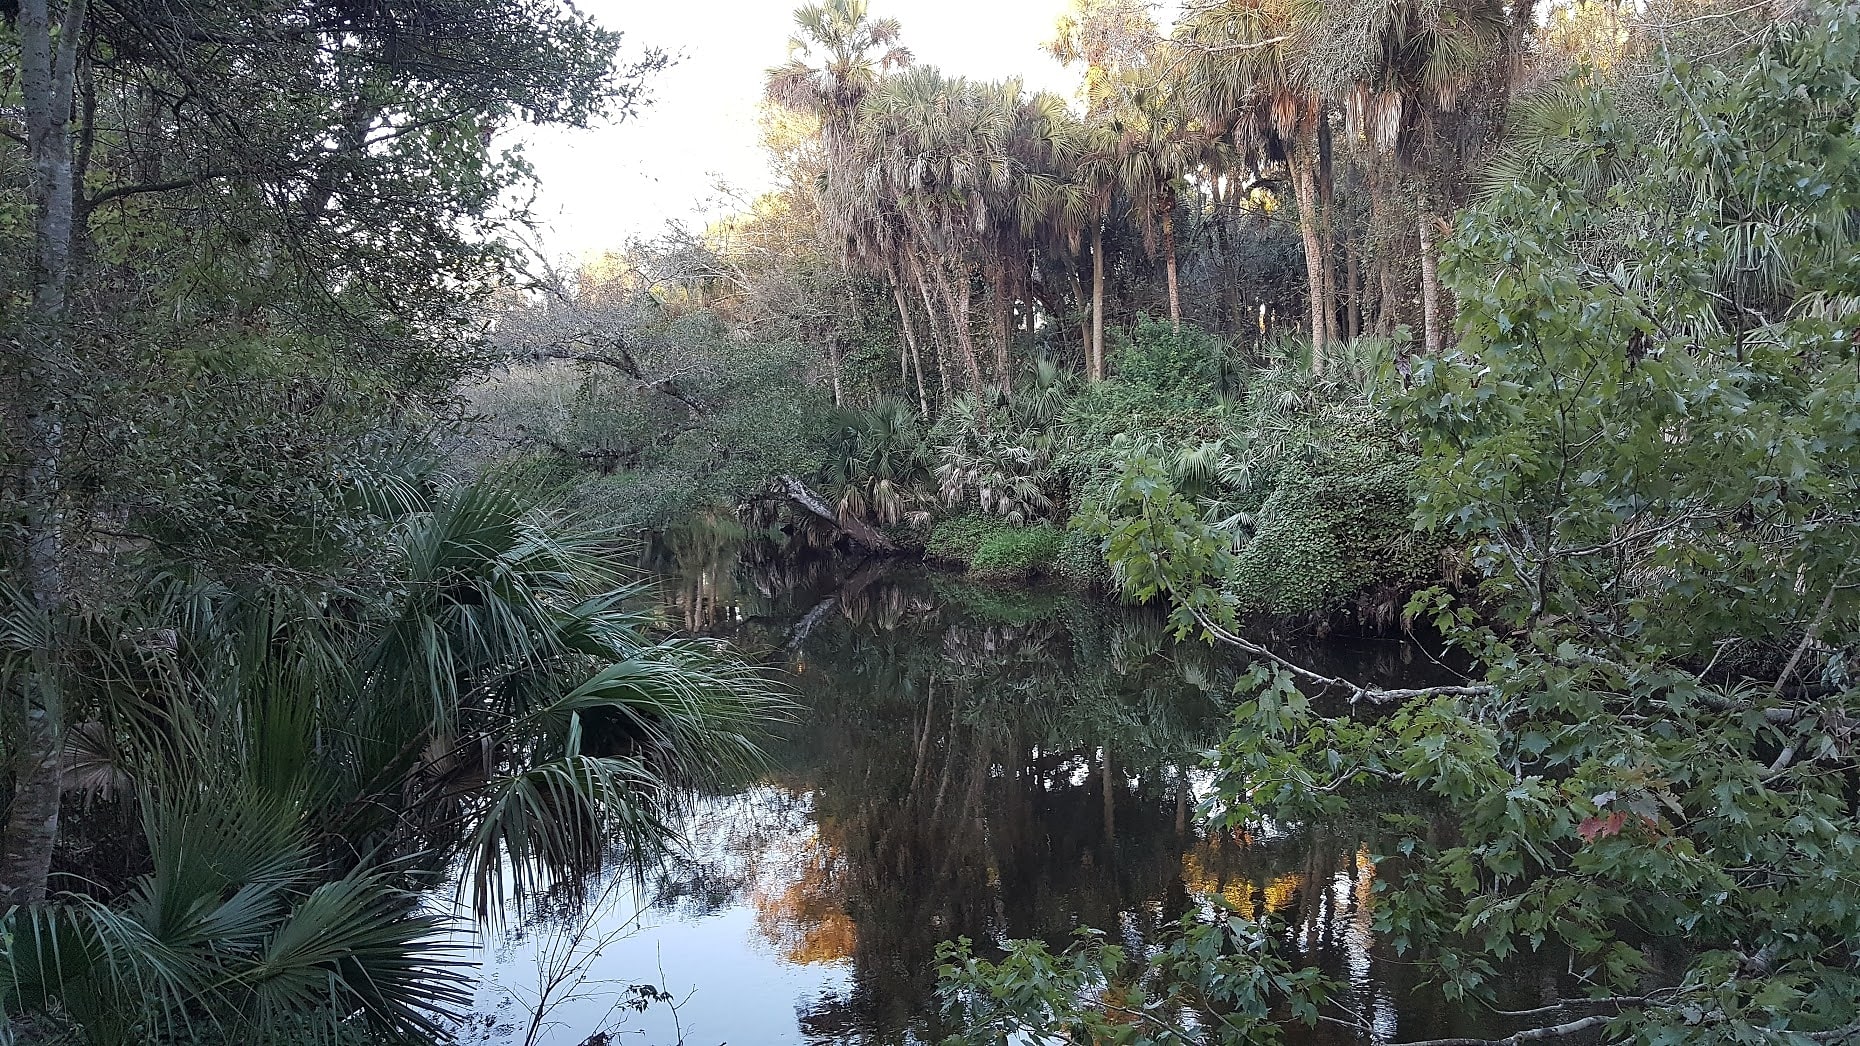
927;514;1005;563
970;525;1062;579
1226;460;1436;618
1053;518;1109;586
927;515;1062;579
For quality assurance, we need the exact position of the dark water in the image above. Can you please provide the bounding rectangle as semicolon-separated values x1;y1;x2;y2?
462;542;1543;1045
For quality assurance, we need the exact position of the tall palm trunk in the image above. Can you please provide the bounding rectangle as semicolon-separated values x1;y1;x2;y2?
1345;247;1361;342
1368;155;1399;336
889;273;930;415
1418;199;1442;354
931;260;984;393
911;255;953;403
989;261;1012;393
1161;196;1181;332
1090;220;1106;382
1290;147;1327;375
3;0;87;908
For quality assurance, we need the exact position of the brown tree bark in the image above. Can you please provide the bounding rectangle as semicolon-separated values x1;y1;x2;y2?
1346;246;1361;342
989;261;1012;393
3;0;88;908
909;254;953;404
931;261;984;394
1291;147;1328;374
1161;190;1181;332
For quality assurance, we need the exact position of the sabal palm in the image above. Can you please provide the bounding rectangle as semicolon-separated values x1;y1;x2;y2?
1175;0;1335;362
765;0;912;257
1;473;784;1037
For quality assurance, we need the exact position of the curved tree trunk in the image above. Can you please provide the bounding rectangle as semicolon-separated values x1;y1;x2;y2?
777;476;897;553
910;255;953;403
889;274;930;415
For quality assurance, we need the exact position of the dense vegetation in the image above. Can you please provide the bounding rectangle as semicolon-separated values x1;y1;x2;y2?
5;0;1860;1042
0;1;779;1039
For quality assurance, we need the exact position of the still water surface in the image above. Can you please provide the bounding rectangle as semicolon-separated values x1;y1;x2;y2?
462;550;1525;1045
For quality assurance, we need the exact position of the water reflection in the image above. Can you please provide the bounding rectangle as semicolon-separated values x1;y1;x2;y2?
468;537;1533;1045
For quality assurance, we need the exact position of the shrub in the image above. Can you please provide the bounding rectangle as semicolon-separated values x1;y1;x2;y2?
970;525;1063;580
926;515;1062;580
1226;460;1437;618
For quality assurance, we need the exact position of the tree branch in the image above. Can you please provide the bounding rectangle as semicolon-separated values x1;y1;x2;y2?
1190;608;1494;705
1390;1014;1612;1046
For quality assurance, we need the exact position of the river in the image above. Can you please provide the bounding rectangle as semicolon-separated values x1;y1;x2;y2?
458;540;1545;1046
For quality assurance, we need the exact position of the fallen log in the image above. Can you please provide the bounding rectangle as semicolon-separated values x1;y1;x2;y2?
775;475;897;554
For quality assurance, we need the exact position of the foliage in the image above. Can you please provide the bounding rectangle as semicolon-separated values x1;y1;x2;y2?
1;795;468;1046
0;472;786;1037
1003;8;1860;1042
937;912;1330;1046
969;526;1064;581
927;516;1061;581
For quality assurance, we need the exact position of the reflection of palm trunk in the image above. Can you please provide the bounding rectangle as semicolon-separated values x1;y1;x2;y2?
909;679;936;794
1175;766;1189;838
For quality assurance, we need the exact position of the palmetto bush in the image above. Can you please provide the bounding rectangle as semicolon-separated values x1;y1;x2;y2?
826;397;934;527
0;473;784;1042
932;365;1070;524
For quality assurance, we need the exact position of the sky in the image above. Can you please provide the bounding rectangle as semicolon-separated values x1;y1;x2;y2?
515;0;1084;261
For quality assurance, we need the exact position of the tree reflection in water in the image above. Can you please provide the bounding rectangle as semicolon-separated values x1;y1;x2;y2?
504;532;1546;1045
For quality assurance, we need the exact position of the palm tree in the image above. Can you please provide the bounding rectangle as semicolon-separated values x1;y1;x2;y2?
1048;0;1161;377
766;0;914;403
858;67;1012;395
1288;0;1510;352
1104;84;1203;332
1175;0;1336;368
0;472;785;1037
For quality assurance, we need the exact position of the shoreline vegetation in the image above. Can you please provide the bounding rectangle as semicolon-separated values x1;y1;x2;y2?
5;0;1859;1042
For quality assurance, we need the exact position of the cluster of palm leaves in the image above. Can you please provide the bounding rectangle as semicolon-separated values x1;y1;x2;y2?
0;474;784;1043
826;397;934;527
930;364;1073;525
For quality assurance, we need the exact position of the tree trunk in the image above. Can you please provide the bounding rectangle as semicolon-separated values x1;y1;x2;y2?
1419;203;1442;355
777;476;897;553
1161;199;1181;332
932;261;984;394
3;0;87;908
1090;221;1106;382
826;332;844;405
911;256;953;404
1070;269;1090;370
1291;148;1328;374
1345;247;1361;342
990;261;1011;393
1368;156;1399;337
890;275;930;416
